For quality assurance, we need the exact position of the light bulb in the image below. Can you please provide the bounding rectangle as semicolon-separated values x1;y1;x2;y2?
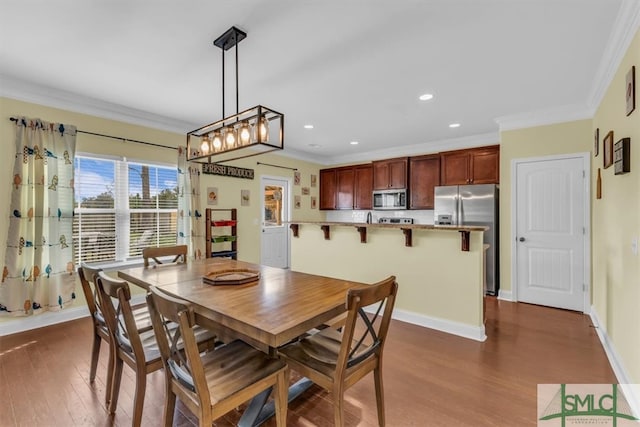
200;135;211;154
256;117;269;142
212;131;222;151
239;121;251;146
224;126;236;148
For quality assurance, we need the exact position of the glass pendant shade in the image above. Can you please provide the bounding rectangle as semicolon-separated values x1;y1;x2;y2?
224;126;236;148
200;135;211;154
239;121;252;146
256;116;269;142
212;131;222;151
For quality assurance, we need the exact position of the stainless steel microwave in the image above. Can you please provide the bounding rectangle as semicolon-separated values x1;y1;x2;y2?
373;189;407;210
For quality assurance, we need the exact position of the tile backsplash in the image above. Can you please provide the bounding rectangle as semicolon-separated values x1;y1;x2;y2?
326;210;435;225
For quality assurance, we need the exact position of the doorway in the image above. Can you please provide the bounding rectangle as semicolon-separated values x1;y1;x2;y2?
260;176;290;268
512;153;590;312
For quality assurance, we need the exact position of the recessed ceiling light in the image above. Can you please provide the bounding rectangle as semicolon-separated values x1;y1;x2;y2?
304;124;314;129
419;93;434;101
308;143;321;148
350;141;359;145
449;123;461;128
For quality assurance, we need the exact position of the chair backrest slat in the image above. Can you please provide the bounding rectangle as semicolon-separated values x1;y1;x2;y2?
142;245;188;268
95;272;145;361
336;276;398;373
146;287;210;406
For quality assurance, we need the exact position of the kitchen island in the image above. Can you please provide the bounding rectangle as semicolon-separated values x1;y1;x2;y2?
289;221;488;341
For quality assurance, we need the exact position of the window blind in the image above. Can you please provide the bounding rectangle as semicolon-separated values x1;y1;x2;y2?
73;155;178;265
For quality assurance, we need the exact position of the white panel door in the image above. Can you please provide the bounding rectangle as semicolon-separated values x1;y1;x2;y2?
260;177;290;268
515;156;586;311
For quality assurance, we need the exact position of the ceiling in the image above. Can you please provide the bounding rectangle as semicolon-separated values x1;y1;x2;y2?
0;1;632;165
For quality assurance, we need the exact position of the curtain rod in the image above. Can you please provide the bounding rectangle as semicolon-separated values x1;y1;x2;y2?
256;161;298;171
9;117;177;151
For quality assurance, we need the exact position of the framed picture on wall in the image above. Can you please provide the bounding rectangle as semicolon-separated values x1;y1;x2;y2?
603;131;614;169
594;128;599;157
626;65;635;116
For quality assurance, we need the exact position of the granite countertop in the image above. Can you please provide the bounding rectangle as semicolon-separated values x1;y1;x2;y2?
287;221;487;232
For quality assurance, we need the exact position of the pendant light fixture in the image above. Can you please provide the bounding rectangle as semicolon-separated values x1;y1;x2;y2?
187;27;284;163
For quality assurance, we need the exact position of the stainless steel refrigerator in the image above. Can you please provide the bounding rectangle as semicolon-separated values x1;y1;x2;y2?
434;184;499;295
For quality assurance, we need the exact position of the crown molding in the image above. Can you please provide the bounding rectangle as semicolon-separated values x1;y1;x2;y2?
587;0;640;110
325;132;500;165
329;132;499;165
0;74;198;134
495;103;593;132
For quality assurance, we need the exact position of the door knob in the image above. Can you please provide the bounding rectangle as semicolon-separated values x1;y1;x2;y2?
519;237;525;242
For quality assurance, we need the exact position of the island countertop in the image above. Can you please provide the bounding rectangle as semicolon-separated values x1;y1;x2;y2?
287;221;487;252
286;220;487;232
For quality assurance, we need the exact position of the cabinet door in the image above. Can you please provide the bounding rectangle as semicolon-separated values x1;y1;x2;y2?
388;158;408;189
319;169;336;210
440;151;470;185
372;161;389;190
354;165;373;210
470;147;500;184
336;167;355;209
373;158;408;189
409;155;440;209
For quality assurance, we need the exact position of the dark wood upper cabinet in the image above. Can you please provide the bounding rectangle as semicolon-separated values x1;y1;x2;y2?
440;145;499;185
470;147;500;184
319;169;337;210
354;165;373;210
373;157;408;189
320;164;373;210
320;146;498;211
409;155;440;209
335;167;355;209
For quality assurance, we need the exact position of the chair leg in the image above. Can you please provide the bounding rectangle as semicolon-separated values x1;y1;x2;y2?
274;368;289;426
132;369;147;427
108;357;124;414
162;383;177;427
374;367;385;427
105;341;115;405
333;385;345;427
89;333;101;383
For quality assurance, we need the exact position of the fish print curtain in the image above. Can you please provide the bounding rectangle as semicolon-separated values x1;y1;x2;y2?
1;117;77;316
176;146;204;260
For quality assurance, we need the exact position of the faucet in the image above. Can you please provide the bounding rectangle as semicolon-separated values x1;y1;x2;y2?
366;212;372;224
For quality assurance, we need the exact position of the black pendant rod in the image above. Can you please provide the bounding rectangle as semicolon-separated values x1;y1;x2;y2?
8;117;176;151
221;47;225;119
235;34;239;116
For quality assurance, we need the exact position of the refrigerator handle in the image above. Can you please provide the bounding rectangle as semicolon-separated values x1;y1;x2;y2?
455;194;461;226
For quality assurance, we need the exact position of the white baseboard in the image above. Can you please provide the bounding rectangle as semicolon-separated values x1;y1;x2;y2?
498;289;513;301
0;294;147;337
590;305;640;419
363;306;486;342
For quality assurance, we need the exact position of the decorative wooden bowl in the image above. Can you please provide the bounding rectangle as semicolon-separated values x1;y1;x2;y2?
203;269;260;286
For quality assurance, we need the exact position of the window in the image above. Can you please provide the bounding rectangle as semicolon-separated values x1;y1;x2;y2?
73;155;178;265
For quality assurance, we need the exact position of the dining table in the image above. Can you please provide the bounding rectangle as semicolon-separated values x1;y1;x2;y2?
117;257;367;426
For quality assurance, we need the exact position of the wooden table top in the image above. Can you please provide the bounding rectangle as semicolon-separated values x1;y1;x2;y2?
118;258;366;349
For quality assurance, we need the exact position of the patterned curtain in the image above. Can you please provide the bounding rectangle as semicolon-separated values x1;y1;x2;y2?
176;146;204;260
1;117;77;316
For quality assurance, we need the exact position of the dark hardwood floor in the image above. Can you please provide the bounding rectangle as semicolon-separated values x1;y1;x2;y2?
0;298;616;426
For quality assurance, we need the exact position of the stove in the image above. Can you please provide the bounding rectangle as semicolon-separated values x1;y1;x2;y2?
378;217;414;225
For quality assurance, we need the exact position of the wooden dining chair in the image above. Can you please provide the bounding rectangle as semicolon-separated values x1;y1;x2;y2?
95;272;216;427
146;286;289;427
78;264;155;406
142;245;188;268
278;275;398;427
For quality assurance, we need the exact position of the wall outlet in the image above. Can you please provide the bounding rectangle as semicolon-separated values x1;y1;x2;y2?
632;237;638;256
